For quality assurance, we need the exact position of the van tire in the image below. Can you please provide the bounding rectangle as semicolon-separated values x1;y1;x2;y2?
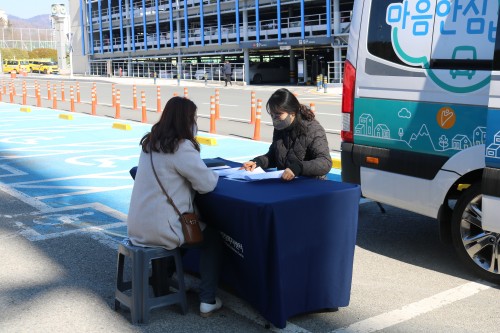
451;182;500;284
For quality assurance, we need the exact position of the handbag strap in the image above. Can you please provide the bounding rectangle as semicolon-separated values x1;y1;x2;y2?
149;148;183;218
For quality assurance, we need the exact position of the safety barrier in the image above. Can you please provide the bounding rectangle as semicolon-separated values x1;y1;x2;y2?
70;86;75;112
61;81;65;102
22;81;27;105
141;91;147;123
253;98;262;141
91;91;96;115
209;95;216;134
112;84;116;107
250;91;256;124
52;84;57;109
77;82;81;103
132;85;138;110
115;89;121;119
36;83;41;107
92;82;97;104
157;86;161;113
215;89;220;120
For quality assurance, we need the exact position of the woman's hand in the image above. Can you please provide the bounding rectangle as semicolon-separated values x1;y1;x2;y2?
241;161;257;171
281;168;296;181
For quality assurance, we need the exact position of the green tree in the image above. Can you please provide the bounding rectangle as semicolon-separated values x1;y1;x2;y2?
0;48;29;60
29;48;57;60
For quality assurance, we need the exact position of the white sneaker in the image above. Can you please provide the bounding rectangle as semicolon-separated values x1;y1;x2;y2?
199;297;222;318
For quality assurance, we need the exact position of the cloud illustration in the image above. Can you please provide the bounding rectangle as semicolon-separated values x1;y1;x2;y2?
398;108;411;119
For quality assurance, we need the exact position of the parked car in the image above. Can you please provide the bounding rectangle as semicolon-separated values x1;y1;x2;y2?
194;68;211;80
3;59;30;73
232;62;289;83
33;61;59;74
250;62;289;83
212;67;224;80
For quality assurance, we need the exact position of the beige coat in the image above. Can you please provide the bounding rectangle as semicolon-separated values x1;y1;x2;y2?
127;140;219;249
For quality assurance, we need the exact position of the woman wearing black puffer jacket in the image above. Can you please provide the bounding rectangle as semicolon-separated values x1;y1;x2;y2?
242;88;332;181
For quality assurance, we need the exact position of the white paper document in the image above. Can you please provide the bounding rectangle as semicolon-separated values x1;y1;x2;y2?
214;167;284;181
209;165;231;170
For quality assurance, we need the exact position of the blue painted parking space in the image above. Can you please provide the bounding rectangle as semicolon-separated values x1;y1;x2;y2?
0;102;340;241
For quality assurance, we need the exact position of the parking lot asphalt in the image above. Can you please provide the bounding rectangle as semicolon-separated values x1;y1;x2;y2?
2;79;500;333
0;101;340;332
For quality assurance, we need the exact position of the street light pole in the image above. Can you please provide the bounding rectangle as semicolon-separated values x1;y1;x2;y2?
67;32;74;79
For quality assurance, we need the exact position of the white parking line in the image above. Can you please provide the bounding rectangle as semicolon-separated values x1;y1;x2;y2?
329;281;492;333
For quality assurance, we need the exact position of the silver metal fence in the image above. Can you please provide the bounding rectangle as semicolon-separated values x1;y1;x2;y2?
89;60;246;83
0;27;56;50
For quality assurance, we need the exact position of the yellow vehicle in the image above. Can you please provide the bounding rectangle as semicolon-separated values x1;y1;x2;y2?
2;59;30;73
36;61;59;74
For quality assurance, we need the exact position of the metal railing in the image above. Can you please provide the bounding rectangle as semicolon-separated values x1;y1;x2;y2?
88;60;246;83
0;27;56;51
89;8;352;53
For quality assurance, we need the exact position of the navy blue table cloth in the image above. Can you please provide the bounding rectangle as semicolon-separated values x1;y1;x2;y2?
184;159;361;328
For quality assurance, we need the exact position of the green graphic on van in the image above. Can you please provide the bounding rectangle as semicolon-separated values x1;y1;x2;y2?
354;98;487;157
386;0;498;93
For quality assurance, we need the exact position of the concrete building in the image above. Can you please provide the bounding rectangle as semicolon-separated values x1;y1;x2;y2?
69;0;353;84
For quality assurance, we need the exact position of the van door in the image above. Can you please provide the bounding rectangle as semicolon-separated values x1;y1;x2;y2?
429;0;495;95
483;11;500;234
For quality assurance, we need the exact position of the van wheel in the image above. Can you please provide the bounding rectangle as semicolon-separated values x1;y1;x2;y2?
451;182;500;284
253;74;263;84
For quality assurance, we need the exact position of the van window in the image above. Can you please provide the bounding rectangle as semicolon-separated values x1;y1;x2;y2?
367;0;416;68
493;14;500;71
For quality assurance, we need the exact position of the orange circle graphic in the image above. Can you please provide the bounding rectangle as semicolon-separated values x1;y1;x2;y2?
436;107;456;129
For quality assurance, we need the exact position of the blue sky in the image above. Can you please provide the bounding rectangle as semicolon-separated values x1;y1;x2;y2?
0;0;69;19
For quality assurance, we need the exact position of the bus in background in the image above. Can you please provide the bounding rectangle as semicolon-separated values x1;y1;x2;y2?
341;0;500;283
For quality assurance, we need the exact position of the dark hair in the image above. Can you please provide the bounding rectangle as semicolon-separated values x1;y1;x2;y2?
266;88;315;133
140;96;200;154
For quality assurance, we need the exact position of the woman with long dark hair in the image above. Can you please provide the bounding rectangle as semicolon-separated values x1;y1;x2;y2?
242;88;331;180
127;96;223;317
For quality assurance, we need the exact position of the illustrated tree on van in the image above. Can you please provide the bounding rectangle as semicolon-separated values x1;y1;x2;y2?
439;135;449;150
398;128;404;140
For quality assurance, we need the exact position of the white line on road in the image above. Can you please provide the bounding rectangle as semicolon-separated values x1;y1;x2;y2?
329;281;492;333
201;102;239;107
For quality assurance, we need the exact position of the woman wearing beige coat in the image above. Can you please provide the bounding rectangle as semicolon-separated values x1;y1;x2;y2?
127;96;223;317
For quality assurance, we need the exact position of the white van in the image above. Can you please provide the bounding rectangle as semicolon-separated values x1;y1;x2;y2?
341;0;500;283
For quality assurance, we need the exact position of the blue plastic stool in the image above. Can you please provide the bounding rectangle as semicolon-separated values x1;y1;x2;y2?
114;239;188;324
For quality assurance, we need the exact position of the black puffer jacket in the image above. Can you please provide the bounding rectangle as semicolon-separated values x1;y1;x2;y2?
253;117;331;178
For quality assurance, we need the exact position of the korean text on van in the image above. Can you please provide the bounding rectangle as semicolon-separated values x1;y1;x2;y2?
341;0;500;283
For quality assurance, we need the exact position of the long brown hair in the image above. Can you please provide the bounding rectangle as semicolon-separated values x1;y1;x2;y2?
140;96;200;153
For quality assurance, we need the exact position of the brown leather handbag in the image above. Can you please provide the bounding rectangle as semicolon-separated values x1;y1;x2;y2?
150;151;204;245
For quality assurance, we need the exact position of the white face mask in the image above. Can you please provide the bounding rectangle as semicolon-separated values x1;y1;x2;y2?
192;124;198;136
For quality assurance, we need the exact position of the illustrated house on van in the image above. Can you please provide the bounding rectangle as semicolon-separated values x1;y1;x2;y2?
486;144;500;158
355;123;365;135
358;114;373;136
486;131;500;158
374;124;390;139
452;135;472;150
494;131;500;144
473;127;486;145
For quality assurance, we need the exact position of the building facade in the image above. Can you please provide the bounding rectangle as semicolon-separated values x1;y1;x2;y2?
69;0;353;84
